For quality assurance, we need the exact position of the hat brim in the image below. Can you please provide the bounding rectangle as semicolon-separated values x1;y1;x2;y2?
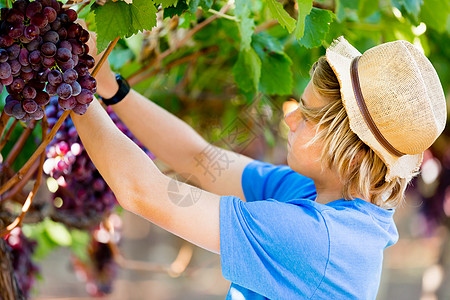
325;36;423;182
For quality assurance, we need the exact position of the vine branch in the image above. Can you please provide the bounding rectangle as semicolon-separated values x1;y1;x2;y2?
4;120;37;167
0;119;18;152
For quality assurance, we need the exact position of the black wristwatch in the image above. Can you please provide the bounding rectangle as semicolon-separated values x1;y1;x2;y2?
99;74;130;106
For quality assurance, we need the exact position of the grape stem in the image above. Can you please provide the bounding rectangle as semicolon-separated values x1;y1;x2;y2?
0;116;47;238
127;4;232;84
0;158;40;204
92;36;120;77
0;110;11;140
0;119;18;152
4;120;37;167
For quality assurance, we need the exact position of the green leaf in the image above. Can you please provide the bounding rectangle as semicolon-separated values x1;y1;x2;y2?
335;0;359;21
358;0;378;19
188;0;212;13
392;0;422;18
419;0;449;33
233;48;262;92
235;0;255;50
94;0;157;53
253;34;293;95
266;0;296;33
69;230;90;262
294;0;313;39
298;8;335;48
44;219;72;247
156;0;178;8
163;0;189;18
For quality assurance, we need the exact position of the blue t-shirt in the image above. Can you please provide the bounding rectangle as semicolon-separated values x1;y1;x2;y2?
219;160;399;299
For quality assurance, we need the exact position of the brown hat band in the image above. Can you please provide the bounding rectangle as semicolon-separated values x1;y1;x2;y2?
350;56;406;157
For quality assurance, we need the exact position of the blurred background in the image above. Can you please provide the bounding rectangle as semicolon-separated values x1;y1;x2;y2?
0;0;449;299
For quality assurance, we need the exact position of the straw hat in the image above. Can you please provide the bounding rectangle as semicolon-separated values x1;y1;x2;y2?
325;36;447;182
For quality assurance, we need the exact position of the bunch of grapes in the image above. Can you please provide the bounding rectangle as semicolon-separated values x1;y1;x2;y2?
0;0;96;122
44;97;154;227
3;227;39;299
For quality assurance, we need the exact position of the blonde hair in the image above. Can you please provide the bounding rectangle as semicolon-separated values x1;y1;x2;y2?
299;56;409;209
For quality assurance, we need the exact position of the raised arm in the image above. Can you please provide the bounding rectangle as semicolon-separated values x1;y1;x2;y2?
89;33;254;200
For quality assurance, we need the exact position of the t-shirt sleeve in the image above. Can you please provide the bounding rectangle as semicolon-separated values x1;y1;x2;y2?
220;195;330;299
242;160;316;202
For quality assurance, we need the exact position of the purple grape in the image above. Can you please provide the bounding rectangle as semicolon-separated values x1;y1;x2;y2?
21;64;32;73
11;77;25;92
58;96;76;110
56;27;67;39
79;29;90;43
76;89;93;104
35;90;50;105
71;54;78;66
59;40;72;52
37;69;50;82
12;102;26;119
41;42;56;57
18;48;29;66
0;62;12;79
80;54;95;69
50;17;61;31
0;35;14;47
46;83;57;95
43;30;58;43
57;83;72;99
63;68;77;84
67;23;81;39
4;99;20;115
6;44;20;60
24;24;40;40
78;75;96;90
74;63;88;77
13;0;28;14
59;13;69;23
7;9;25;23
48;69;62;85
18;35;31;44
26;1;42;19
20;113;32;123
0;48;9;62
42;56;55;68
43;6;56;22
23;100;38;113
7;22;25;39
56;47;71;62
26;37;42;52
72;103;88;115
30;105;44;120
20;71;34;81
31;13;48;28
9;59;21;74
28;50;41;64
1;75;13;85
71;81;81;96
22;86;37;99
65;9;77;22
69;39;83;55
59;58;74;71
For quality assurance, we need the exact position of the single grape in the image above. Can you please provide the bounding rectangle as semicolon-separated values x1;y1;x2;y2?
72;103;88;115
67;23;81;39
24;24;40;40
59;40;72;51
41;42;56;57
23;99;38;113
7;22;25;39
13;0;28;14
37;69;50;82
26;37;42;52
74;63;89;77
57;82;72;99
50;18;61;31
26;1;42;19
30;105;44;120
9;59;21;74
63;68;77;84
58;96;76;110
80;54;95;69
56;47;71;62
48;69;62;85
0;48;8;62
1;75;13;85
50;0;61;13
18;35;31;44
69;39;83;55
46;83;57;96
34;90;50;106
4;99;20;115
31;63;41;71
18;48;29;66
11;77;25;92
20;70;34;81
20;113;32;122
7;9;25;23
0;62;12;79
43;30;59;43
59;58;74;71
0;35;14;47
6;44;20;60
22;86;37;99
28;79;46;91
42;56;55;68
76;89;93;105
12;102;26;119
28;50;41;64
71;54;78;66
78;75;96;90
65;9;77;22
31;13;48;28
40;23;51;35
59;13;69;23
42;6;56;22
71;81;81;96
79;29;90;43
